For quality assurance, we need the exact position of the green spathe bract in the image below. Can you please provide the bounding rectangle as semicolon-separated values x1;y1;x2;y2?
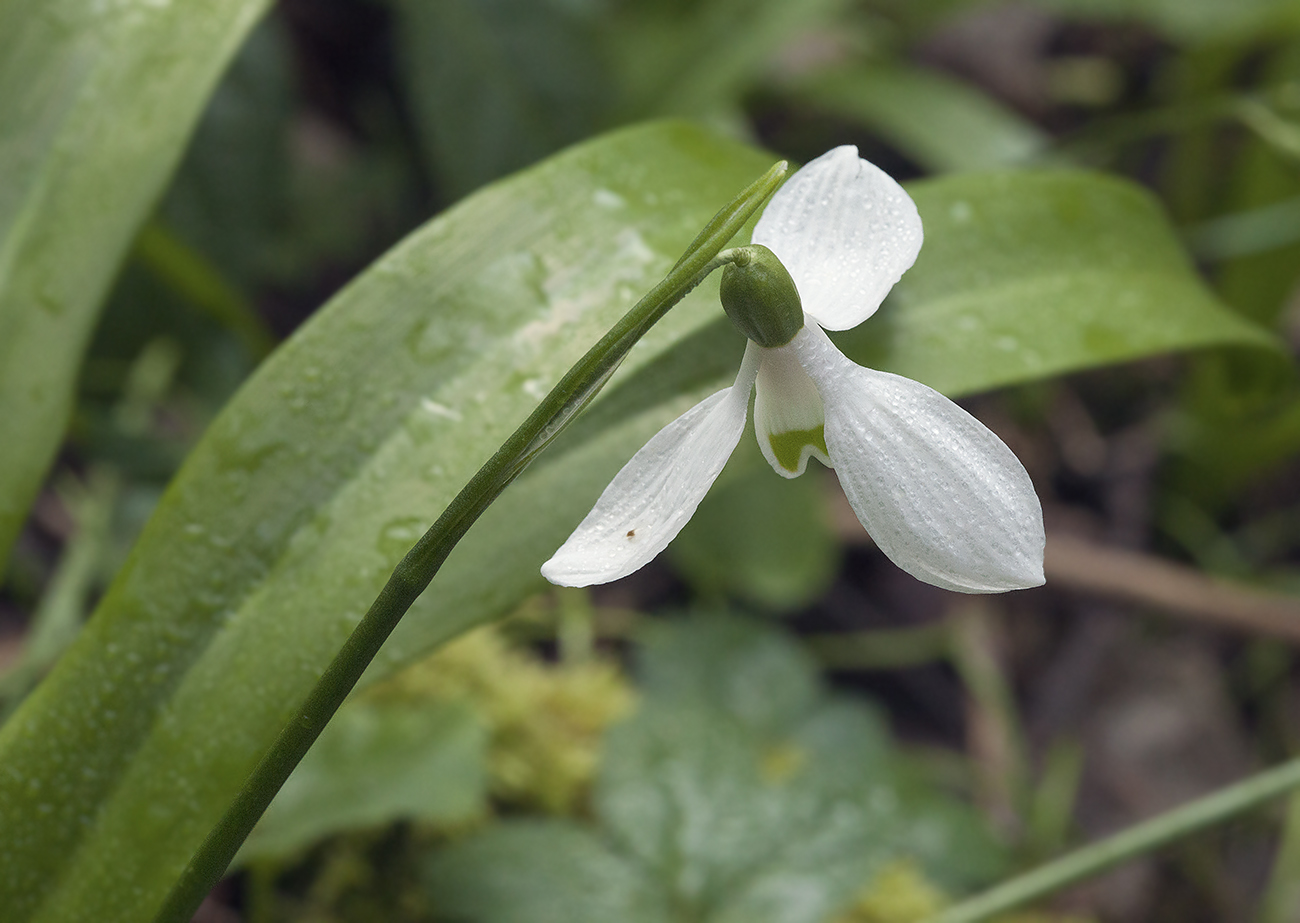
719;244;803;347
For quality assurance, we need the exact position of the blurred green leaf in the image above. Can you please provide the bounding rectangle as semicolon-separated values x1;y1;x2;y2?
394;0;846;200
0;0;272;567
395;0;610;201
425;616;1004;923
237;698;487;865
155;13;409;302
1030;0;1300;43
1187;196;1300;262
0;122;1274;922
632;608;827;737
159;16;293;288
791;65;1051;174
1214;45;1300;325
0;469;118;715
427;820;674;923
132;223;274;360
605;0;846;121
79;259;256;431
1163;103;1300;506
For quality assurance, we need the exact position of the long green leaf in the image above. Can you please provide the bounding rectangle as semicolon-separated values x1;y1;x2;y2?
0;122;1273;922
0;121;774;923
0;0;271;566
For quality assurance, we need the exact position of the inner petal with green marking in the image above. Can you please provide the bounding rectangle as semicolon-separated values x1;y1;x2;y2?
753;340;832;478
769;425;829;474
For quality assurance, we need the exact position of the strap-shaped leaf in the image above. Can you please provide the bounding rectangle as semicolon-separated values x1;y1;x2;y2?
0;0;271;565
0;122;1274;922
0;121;774;923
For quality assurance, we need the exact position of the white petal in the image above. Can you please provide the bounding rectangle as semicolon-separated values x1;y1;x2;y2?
753;146;922;331
794;326;1044;593
541;345;761;587
753;333;830;479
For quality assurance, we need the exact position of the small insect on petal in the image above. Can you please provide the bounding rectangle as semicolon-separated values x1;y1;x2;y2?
541;346;761;586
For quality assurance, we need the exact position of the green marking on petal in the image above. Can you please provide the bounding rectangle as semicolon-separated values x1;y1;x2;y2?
769;426;828;474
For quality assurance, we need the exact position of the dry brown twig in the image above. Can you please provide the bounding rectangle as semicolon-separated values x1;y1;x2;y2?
826;481;1300;643
1043;532;1300;644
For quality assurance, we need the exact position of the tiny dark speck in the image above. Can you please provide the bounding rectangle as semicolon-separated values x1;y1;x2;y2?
626;530;636;538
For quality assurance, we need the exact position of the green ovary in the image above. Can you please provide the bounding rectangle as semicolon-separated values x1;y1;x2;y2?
769;425;828;473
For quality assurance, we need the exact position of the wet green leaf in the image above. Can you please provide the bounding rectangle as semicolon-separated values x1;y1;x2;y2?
0;0;272;566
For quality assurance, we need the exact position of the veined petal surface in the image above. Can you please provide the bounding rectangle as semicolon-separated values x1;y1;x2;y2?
752;146;922;331
542;349;760;586
794;326;1044;593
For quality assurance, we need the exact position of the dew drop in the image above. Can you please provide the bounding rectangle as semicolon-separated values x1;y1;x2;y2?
377;517;429;558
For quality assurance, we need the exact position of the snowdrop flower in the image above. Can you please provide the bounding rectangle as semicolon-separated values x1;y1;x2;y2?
543;147;1045;593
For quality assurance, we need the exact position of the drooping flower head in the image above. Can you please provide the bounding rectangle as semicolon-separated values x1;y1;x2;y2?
542;147;1045;594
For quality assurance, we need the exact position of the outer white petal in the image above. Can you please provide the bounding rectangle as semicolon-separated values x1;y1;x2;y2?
753;146;922;331
541;344;761;587
794;326;1045;593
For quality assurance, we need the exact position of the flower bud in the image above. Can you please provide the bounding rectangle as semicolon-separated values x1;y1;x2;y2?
719;245;803;348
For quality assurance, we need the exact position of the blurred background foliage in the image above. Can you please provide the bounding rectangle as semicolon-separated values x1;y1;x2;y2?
6;0;1300;921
